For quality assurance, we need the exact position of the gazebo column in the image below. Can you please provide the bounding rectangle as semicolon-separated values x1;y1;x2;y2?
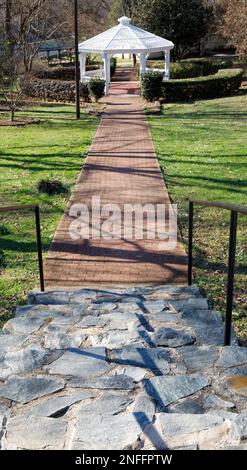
79;52;86;81
140;52;147;75
103;54;111;95
164;50;170;80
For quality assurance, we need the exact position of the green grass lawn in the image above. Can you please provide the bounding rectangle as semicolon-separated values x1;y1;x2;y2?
0;103;98;327
148;94;247;343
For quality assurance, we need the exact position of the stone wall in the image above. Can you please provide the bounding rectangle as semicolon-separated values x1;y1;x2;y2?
22;78;90;103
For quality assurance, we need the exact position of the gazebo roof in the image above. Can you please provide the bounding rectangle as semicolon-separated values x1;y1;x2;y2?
79;17;174;55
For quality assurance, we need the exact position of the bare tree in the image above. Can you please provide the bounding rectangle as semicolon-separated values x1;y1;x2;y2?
108;0;134;25
13;1;71;72
0;40;24;122
0;1;112;71
221;0;247;58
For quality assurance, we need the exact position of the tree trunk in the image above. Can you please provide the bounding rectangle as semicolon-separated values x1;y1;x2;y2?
10;106;15;122
5;0;13;55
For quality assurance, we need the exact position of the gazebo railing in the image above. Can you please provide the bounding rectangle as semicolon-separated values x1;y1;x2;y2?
188;198;247;346
81;68;104;83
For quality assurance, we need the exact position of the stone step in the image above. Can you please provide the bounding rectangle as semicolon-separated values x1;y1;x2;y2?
22;298;209;317
1;344;247;449
28;285;202;306
1;283;246;450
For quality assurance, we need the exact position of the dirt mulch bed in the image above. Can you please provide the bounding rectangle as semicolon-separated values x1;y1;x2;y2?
0;118;40;127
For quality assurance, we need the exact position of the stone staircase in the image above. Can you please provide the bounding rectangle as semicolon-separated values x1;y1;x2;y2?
0;284;247;450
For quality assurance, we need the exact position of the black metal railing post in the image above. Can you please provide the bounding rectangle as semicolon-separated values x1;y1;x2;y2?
34;206;45;292
224;210;238;346
187;199;247;346
0;204;45;292
188;201;194;286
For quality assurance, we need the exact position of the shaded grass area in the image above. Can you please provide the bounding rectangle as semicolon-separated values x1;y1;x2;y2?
148;94;247;342
0;103;99;327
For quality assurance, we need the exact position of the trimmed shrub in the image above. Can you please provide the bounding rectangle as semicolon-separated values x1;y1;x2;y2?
162;68;244;102
110;58;117;77
170;62;202;79
0;225;10;236
88;77;105;102
141;71;163;102
34;67;75;81
37;179;69;196
21;78;90;103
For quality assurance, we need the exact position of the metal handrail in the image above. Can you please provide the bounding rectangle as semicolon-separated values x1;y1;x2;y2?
188;198;246;346
0;204;45;292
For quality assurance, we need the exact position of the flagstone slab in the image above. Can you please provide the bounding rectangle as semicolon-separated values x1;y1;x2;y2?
203;395;235;410
142;413;230;450
76;316;108;329
47;347;112;378
216;347;247;369
69;290;98;302
30;390;94;417
69;374;137;390
178;345;220;372
0;334;28;359
0;344;61;380
71;392;151;450
113;365;149;382
132;392;156;422
171;298;208;312
16;303;86;318
152;327;195;348
0;375;65;404
141;301;167;314
167;398;204;415
181;309;222;326
2;415;67;450
90;330;141;349
42;325;87;350
148;312;179;324
110;346;171;374
28;291;70;305
144;375;209;408
3;316;47;335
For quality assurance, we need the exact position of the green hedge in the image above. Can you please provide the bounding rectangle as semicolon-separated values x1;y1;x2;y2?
162;68;244;102
147;58;233;80
141;71;163;102
170;62;203;79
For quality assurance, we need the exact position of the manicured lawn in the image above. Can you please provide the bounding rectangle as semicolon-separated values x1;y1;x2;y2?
148;94;247;342
0;103;98;327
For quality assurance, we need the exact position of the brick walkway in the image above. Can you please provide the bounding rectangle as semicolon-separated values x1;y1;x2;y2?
44;87;187;287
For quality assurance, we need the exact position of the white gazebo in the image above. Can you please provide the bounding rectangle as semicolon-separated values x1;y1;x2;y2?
78;16;174;95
